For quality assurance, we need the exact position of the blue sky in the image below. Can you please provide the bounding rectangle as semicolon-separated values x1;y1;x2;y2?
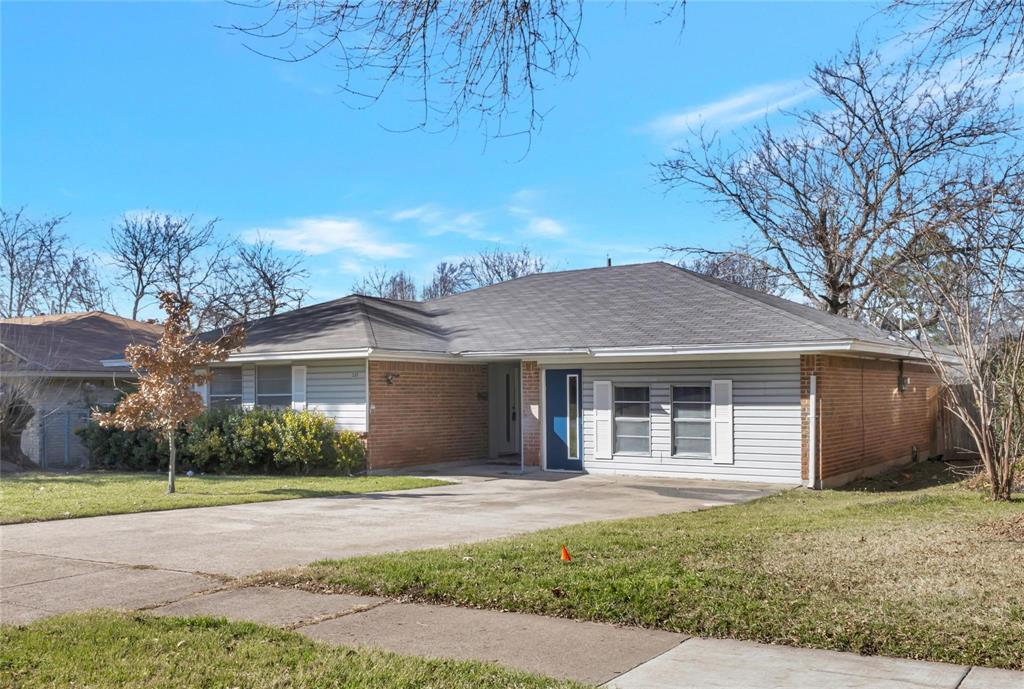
1;1;894;316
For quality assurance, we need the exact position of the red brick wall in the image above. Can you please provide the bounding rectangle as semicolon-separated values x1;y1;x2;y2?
521;361;541;466
366;360;489;470
801;355;939;486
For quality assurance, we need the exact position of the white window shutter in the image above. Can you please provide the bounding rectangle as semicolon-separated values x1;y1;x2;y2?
711;379;734;464
593;380;613;460
291;365;307;411
242;366;255;410
195;382;208;407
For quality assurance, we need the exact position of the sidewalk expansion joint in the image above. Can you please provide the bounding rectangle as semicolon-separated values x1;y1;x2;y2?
284;599;393;631
953;666;973;689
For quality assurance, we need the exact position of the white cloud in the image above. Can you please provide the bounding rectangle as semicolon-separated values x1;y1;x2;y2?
391;204;498;241
645;80;814;137
525;216;567;238
391;205;442;223
243;217;412;258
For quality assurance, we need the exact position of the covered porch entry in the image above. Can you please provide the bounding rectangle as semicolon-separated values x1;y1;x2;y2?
487;361;522;460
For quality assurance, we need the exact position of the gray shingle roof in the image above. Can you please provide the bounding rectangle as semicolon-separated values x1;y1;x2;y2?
231;262;901;357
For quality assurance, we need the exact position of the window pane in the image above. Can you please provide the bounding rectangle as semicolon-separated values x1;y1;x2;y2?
210;368;242;396
615;435;650;454
674;437;711;455
615;387;649;402
673;404;711;420
615;402;650;418
675;421;711;439
673;386;710;403
257;395;292;409
567;375;579;459
210;395;241;409
615;419;649;437
257;365;291;395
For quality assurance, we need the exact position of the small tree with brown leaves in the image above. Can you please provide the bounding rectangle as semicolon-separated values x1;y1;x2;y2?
93;292;244;493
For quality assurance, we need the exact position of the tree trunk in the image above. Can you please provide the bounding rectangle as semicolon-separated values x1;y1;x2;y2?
167;432;176;494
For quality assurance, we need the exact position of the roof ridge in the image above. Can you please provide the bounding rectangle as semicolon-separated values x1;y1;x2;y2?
354;296;379;348
425;260;666;304
663;263;865;342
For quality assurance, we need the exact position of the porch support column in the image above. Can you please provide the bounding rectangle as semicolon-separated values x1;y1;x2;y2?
521;361;542;466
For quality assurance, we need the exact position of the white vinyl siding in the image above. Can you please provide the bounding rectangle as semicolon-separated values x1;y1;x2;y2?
579;358;801;483
306;360;367;433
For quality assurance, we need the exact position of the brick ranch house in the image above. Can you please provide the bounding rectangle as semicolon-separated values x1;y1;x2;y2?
109;262;943;488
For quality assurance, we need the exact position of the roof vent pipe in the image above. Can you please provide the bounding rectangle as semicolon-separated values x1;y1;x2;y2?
606;257;612;268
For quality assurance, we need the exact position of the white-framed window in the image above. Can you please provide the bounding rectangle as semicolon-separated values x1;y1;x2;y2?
614;385;650;454
256;365;292;409
673;385;712;456
209;367;242;409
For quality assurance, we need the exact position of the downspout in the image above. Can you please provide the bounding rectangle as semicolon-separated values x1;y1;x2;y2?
809;373;818;489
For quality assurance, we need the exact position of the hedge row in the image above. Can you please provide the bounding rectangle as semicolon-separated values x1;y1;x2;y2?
77;407;366;475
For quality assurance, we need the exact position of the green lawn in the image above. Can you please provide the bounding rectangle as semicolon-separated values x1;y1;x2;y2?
0;612;586;689
257;464;1024;670
0;472;448;524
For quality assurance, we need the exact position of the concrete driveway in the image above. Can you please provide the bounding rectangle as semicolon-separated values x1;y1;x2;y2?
1;465;783;623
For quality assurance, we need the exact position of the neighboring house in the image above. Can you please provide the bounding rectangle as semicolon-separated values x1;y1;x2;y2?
1;312;161;469
111;262;940;488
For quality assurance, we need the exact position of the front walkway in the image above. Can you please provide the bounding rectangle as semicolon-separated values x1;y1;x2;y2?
154;585;1024;688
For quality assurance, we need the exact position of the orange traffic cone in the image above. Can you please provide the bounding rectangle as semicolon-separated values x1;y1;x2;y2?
560;544;572;562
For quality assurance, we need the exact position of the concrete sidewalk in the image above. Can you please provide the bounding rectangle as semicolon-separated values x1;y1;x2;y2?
146;585;1023;689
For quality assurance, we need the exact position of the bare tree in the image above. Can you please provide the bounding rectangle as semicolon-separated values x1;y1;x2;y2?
882;164;1024;500
421;260;472;299
159;215;228;323
467;245;546;287
678;249;785;296
207;238;309;325
352;268;418;300
109;213;173;320
228;0;593;138
110;212;232;326
889;0;1024;76
0;208;58;318
658;45;1013;319
0;208;104;318
43;242;106;315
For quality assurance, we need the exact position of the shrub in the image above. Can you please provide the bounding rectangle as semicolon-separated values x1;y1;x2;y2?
277;410;337;473
78;407;364;475
334;429;367;475
227;408;283;473
184;407;240;473
77;408;168;471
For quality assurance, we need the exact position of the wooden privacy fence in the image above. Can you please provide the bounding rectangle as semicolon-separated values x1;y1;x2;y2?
931;384;980;459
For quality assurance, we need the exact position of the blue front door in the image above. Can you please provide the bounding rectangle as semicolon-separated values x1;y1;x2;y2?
545;369;583;471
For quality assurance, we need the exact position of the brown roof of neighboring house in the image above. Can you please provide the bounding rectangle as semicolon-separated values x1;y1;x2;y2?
0;311;161;374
